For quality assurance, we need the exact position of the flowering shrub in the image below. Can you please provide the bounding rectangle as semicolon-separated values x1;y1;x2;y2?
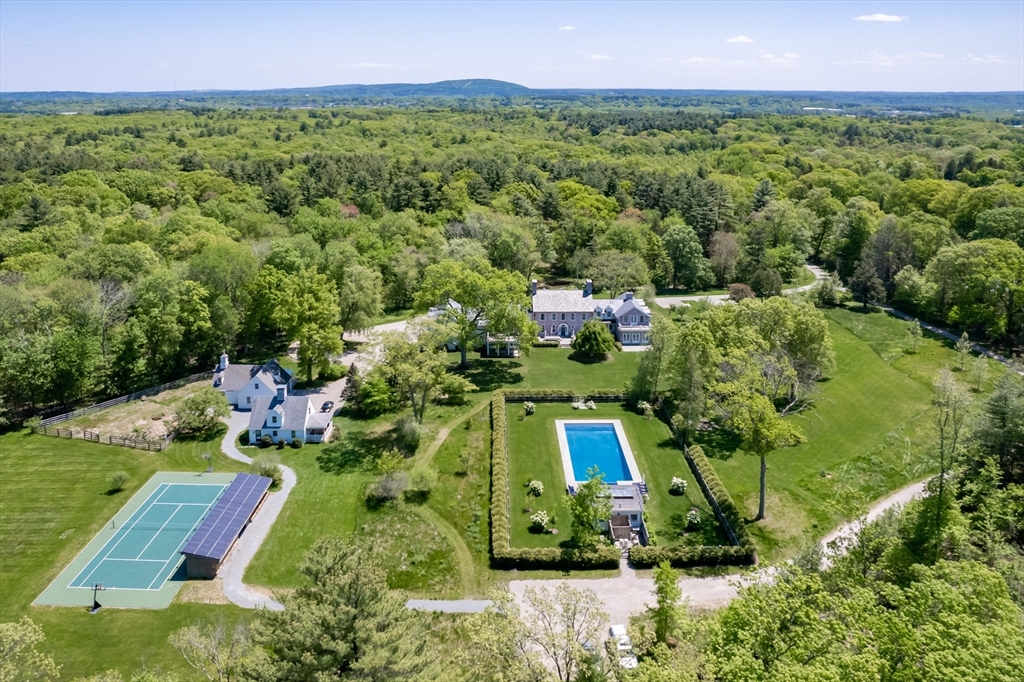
523;401;536;415
530;510;549;532
687;509;702;529
585;400;596;410
669;477;687;495
528;480;544;496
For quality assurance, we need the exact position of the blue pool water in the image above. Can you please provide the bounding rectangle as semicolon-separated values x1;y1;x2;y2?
564;423;632;482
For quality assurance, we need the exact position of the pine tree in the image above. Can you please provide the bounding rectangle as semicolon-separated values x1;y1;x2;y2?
850;257;886;309
751;179;776;213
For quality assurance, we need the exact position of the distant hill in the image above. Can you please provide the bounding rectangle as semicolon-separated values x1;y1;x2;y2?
1;79;1021;117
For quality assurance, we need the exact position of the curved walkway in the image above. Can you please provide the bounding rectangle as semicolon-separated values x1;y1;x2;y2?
655;264;827;308
507;476;928;624
215;410;293;611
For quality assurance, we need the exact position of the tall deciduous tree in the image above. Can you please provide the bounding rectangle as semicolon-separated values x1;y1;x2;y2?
587;250;650;298
726;392;805;521
566;467;613;549
663;223;714;290
275;270;343;382
0;617;60;681
651;561;682;644
521;583;608;682
570;318;615;359
414;257;534;368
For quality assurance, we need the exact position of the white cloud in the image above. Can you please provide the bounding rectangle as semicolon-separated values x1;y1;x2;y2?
726;35;754;43
558;25;575;31
855;14;906;22
587;54;612;60
964;53;1008;63
784;53;799;59
760;53;775;59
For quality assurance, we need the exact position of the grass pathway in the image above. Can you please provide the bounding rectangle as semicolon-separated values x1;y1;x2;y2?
410;504;477;596
412;398;490;475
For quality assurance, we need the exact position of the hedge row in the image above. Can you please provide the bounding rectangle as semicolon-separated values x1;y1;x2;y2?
629;543;755;568
531;340;562;348
629;443;757;568
500;388;625;403
686;444;755;550
490;390;620;570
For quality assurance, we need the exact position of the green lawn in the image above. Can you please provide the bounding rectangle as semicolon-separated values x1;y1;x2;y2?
697;305;1006;562
0;428;247;679
505;402;722;550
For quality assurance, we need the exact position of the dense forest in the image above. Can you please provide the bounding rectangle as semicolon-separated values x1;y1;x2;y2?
1;105;1023;423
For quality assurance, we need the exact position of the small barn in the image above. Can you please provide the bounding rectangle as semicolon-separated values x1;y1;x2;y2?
180;473;272;579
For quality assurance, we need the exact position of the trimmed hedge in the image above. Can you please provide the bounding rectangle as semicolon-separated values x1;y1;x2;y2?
532;340;562;348
490;390;620;570
629;544;755;568
629;443;757;568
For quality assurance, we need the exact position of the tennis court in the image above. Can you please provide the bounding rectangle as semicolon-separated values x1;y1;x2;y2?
69;482;225;590
35;471;239;609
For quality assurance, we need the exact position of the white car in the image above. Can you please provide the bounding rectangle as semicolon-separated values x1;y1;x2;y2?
609;624;633;651
609;624;638;667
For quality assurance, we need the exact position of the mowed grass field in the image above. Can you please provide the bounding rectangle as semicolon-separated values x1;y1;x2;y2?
697;306;1008;562
505;402;721;549
0;429;248;679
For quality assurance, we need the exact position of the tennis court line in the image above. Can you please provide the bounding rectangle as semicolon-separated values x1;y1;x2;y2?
70;484;170;586
146;503;216;589
133;503;185;560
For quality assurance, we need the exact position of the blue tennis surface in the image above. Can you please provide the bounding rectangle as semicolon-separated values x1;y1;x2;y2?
69;482;226;590
564;423;631;482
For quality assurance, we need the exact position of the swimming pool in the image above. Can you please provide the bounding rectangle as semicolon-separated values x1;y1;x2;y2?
555;420;643;488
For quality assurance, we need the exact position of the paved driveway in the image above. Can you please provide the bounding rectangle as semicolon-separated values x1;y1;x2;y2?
655;264;826;308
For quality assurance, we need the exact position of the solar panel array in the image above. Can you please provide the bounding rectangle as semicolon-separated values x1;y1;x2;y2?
180;473;272;561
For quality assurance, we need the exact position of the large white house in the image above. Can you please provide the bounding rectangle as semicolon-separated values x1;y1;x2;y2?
212;353;333;444
247;395;334;445
212;354;294;409
530;279;652;346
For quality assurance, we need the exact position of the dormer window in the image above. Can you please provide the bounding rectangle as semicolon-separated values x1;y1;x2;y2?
271;415;277;424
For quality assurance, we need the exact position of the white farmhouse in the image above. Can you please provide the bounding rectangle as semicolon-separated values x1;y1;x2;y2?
212;354;295;410
246;395;334;445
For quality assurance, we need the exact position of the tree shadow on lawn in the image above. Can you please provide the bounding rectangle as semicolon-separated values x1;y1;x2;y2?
455;358;523;392
317;430;395;474
567;351;612;365
694;428;742;461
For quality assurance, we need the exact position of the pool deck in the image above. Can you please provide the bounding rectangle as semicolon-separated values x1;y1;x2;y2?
555;419;643;489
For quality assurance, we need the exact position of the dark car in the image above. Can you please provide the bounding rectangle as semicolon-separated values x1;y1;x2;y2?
321;401;335;413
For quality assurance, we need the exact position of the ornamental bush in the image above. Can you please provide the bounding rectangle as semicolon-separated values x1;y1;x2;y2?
523;401;536;415
528;480;544;496
291;438;303;449
529;510;549;533
669;477;687;495
571;318;615;359
686;509;701;529
107;470;130;492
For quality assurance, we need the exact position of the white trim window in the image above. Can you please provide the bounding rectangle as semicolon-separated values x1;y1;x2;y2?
630;315;637;325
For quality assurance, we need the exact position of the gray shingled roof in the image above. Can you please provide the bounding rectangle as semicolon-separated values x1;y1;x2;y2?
248;395;314;432
215;358;292;392
532;289;599;313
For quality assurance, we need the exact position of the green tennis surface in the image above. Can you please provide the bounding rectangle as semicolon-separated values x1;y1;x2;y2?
35;471;238;609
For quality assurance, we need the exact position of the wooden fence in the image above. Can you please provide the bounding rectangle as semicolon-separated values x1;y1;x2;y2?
32;425;173;451
32;369;215;452
39;370;214;427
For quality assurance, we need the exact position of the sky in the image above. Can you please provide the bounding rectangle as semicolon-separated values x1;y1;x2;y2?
1;1;1021;93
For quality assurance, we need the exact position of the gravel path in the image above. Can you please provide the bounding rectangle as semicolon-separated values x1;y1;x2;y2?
655;264;826;308
215;410;293;611
507;476;928;623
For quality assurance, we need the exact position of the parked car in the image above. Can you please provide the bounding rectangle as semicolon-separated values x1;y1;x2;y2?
321;401;334;413
609;625;638;669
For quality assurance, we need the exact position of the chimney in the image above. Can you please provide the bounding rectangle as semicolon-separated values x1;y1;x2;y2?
622;292;634;300
583;279;593;297
218;352;229;371
530;279;538;295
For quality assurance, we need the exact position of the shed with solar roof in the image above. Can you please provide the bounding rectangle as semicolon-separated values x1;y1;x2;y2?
180;473;272;579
